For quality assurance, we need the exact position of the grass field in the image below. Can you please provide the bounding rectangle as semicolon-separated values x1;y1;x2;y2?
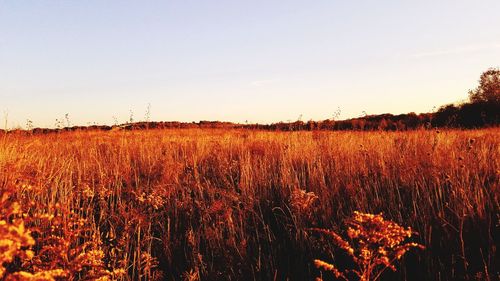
1;128;498;281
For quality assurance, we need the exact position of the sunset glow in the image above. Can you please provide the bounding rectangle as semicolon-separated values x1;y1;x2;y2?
1;1;499;128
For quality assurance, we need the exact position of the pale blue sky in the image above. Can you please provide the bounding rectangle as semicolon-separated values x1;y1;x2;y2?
1;1;499;128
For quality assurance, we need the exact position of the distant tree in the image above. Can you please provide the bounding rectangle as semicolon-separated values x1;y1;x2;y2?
468;68;500;104
378;118;388;130
434;104;459;127
433;68;500;128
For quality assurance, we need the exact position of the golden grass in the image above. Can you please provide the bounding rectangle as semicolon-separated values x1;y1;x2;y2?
0;128;498;280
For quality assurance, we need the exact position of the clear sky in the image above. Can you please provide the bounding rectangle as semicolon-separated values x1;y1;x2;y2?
1;1;500;128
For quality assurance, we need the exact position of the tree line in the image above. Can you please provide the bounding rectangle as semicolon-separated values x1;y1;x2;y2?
3;68;498;134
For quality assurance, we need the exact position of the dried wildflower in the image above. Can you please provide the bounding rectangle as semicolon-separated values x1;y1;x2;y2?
1;186;69;280
314;260;347;280
4;269;68;281
0;187;35;279
0;219;36;278
27;209;119;280
312;211;424;281
290;187;318;212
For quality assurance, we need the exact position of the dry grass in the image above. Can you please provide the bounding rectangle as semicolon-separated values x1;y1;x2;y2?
0;128;498;280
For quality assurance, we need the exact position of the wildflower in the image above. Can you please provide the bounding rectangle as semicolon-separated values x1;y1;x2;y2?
0;196;36;279
290;188;318;212
312;211;424;281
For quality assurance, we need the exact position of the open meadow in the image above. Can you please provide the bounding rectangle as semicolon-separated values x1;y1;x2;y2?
1;128;498;281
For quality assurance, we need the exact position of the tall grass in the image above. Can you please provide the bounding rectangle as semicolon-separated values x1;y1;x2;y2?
0;129;498;280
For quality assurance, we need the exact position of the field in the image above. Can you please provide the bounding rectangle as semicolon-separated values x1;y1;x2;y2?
1;128;498;281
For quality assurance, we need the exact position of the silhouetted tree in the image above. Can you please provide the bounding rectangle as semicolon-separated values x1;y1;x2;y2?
433;68;500;128
468;67;500;104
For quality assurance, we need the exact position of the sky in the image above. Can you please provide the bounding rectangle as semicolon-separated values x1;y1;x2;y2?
1;1;500;128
